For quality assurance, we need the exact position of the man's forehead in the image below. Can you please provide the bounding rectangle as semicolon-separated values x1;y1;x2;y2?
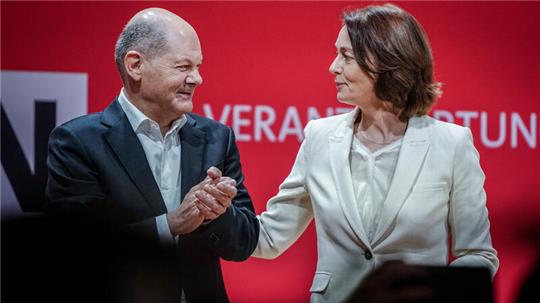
174;54;203;63
169;26;200;45
168;24;197;38
166;47;203;63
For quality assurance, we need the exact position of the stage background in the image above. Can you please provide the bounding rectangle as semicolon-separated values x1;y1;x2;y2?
2;1;539;303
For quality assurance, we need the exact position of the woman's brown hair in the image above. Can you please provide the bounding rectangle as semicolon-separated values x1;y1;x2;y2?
344;4;442;121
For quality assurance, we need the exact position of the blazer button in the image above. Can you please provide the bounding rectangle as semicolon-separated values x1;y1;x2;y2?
364;250;373;260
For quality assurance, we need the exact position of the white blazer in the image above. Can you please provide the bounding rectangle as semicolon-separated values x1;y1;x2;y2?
253;108;498;303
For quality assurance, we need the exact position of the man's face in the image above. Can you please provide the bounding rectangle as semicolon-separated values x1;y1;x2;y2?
140;28;203;118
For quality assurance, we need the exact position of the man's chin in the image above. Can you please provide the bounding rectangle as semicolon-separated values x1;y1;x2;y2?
173;100;193;114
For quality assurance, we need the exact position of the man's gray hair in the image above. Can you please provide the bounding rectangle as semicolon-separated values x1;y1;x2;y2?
114;19;170;82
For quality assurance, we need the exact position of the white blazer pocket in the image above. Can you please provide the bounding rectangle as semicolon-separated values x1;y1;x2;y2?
310;272;331;293
413;182;447;192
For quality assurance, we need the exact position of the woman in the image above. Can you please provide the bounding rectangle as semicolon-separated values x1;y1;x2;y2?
251;4;498;303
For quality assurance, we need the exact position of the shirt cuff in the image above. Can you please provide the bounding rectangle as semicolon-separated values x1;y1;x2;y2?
156;214;176;245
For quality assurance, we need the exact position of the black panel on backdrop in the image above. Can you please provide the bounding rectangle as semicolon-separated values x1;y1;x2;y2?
1;101;56;211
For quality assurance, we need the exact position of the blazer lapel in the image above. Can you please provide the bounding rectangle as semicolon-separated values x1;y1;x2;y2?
102;100;167;215
371;116;430;246
329;108;371;250
179;115;206;200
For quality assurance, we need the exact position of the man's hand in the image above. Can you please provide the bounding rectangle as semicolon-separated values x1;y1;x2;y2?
166;167;237;235
195;178;237;220
194;167;238;221
166;186;205;236
166;167;220;235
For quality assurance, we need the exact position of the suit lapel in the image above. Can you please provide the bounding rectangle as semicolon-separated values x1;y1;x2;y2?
102;100;167;215
179;115;206;200
329;108;371;250
371;116;430;246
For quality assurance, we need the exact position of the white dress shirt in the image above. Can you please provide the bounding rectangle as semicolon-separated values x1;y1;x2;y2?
350;136;402;242
118;89;187;244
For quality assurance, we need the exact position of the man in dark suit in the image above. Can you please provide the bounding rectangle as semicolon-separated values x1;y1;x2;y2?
45;8;259;303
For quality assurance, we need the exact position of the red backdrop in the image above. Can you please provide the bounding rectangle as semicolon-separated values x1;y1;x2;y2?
2;1;539;303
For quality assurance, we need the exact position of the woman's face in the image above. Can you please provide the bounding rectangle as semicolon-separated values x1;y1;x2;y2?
329;26;377;107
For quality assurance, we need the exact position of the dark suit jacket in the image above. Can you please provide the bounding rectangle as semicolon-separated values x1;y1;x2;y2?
45;99;259;303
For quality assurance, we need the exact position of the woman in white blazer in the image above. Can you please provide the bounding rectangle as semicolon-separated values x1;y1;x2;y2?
249;4;499;303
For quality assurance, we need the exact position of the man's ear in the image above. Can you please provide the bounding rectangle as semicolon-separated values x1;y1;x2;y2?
124;50;144;82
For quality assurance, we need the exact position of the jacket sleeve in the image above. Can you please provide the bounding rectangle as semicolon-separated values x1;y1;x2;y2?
252;122;314;260
193;127;260;261
45;125;159;244
46;125;106;220
448;127;499;277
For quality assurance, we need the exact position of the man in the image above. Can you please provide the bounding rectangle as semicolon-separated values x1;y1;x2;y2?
45;8;259;303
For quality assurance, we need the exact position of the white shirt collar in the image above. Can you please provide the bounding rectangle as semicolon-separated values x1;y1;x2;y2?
118;88;187;136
